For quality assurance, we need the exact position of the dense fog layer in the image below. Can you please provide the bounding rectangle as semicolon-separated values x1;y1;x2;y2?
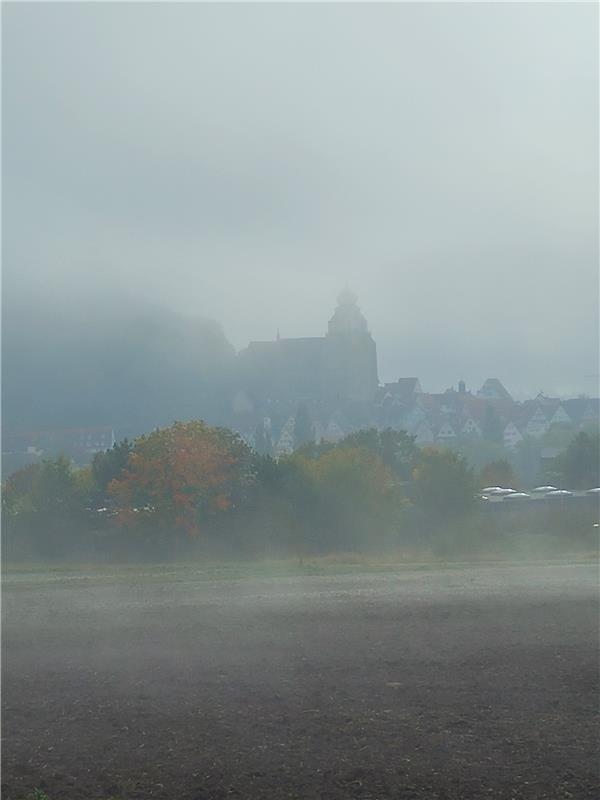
3;2;598;403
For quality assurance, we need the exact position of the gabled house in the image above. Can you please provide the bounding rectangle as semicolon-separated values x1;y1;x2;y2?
549;404;572;426
436;421;457;441
322;419;346;443
374;377;422;408
503;421;524;449
275;416;295;457
461;417;482;437
525;407;551;438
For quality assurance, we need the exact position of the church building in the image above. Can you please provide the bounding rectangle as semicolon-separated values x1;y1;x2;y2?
237;290;379;405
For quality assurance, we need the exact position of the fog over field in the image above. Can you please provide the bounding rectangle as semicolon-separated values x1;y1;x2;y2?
3;563;599;799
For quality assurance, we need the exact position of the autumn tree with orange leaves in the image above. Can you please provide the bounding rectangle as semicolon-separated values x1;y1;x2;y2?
108;421;253;537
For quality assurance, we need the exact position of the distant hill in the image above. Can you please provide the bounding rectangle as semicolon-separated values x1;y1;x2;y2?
2;301;236;439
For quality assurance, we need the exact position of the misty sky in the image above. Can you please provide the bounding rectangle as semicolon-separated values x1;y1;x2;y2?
3;2;598;398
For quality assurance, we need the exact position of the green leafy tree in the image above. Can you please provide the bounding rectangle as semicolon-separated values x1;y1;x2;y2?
292;438;336;460
341;428;417;480
452;437;507;473
252;444;404;554
91;439;132;503
540;424;577;451
3;455;81;519
2;456;91;556
558;432;600;489
412;447;477;517
251;452;322;555
514;436;542;486
479;459;517;489
290;446;400;551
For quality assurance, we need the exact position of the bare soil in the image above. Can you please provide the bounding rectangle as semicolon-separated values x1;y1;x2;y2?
2;563;598;799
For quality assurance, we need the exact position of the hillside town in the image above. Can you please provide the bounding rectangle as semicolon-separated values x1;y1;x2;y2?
3;291;598;476
248;377;600;459
231;292;599;462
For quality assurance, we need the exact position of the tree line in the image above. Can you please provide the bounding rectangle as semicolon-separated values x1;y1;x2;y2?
2;421;598;561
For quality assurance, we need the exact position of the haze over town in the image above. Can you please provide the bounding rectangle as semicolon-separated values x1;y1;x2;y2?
3;2;598;401
3;6;599;800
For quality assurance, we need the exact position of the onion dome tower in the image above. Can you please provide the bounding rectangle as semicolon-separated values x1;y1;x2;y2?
323;289;378;403
327;289;369;336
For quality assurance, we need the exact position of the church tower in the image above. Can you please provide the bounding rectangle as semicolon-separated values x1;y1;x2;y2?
323;290;379;403
327;288;368;335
